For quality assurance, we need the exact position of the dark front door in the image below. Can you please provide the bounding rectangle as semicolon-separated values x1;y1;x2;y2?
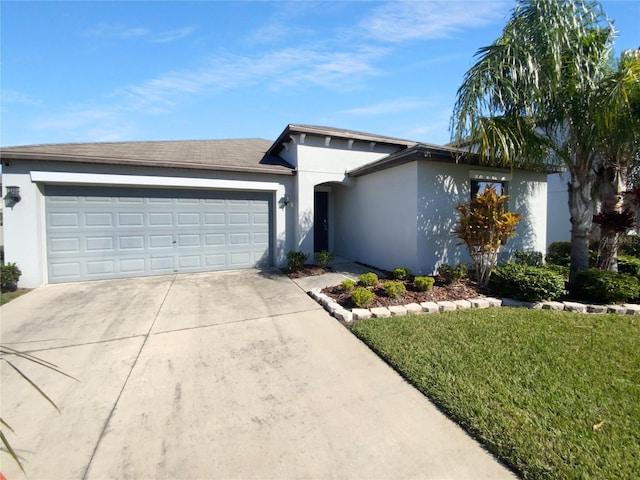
314;191;329;252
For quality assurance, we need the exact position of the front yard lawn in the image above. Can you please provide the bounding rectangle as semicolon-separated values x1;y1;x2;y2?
352;308;640;479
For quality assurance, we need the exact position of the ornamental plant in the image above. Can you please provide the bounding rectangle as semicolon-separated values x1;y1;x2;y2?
351;287;375;308
341;278;357;292
286;251;309;273
453;184;521;287
391;267;412;281
383;281;406;299
314;250;335;267
414;276;435;292
358;272;379;287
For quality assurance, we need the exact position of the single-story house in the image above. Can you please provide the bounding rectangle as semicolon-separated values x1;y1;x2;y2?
1;124;549;288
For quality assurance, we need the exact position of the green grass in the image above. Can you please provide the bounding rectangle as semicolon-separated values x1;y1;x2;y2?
352;308;640;479
0;289;31;306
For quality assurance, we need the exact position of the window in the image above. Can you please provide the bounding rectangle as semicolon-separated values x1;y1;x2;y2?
471;180;507;199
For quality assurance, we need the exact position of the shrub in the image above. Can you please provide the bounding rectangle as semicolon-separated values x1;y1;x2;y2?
546;242;571;266
569;269;640;304
1;263;22;292
383;280;406;299
351;287;375;308
437;264;468;285
453;185;521;287
392;267;412;281
358;272;379;287
341;278;357;292
620;235;640;257
490;262;565;302
286;251;309;272
543;264;570;280
617;254;640;277
514;250;543;266
414;276;435;292
314;250;335;267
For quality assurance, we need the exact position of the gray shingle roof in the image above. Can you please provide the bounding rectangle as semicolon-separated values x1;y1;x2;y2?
0;138;294;175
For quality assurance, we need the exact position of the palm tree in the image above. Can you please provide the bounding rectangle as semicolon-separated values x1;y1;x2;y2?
593;50;640;271
451;0;617;282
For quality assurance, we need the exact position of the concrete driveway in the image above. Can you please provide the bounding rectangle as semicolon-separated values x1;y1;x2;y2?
1;270;514;479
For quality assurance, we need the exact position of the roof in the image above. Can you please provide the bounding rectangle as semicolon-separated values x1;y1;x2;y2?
267;124;417;155
348;143;563;177
0;138;295;175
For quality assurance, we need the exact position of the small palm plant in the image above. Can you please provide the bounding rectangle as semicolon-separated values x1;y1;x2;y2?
1;344;76;472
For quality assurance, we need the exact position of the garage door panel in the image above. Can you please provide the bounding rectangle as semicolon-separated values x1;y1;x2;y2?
45;186;272;283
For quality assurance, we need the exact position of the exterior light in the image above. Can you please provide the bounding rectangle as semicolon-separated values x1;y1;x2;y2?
4;186;21;207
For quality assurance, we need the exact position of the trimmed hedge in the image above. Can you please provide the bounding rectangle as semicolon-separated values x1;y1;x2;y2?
546;242;571;266
569;269;640;304
383;280;406;299
490;263;565;302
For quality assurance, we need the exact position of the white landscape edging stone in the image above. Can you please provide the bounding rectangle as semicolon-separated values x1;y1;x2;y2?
308;290;640;323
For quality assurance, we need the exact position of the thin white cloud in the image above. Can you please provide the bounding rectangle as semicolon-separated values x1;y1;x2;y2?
360;1;508;42
112;46;385;110
152;27;196;43
84;24;194;43
340;99;433;116
85;23;149;39
1;89;42;107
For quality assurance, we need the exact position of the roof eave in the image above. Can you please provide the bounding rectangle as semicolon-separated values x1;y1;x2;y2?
0;151;296;176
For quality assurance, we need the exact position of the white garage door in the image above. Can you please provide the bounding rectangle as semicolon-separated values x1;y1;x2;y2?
45;185;272;283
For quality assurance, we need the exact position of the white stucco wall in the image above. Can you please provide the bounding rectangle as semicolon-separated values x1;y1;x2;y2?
546;171;571;246
333;162;420;272
285;134;403;255
416;163;547;270
2;160;295;287
334;161;549;276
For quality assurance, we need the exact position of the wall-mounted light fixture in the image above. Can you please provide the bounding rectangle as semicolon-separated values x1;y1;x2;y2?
280;194;292;208
4;186;21;207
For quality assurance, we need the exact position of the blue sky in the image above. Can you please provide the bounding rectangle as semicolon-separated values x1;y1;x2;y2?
1;0;638;147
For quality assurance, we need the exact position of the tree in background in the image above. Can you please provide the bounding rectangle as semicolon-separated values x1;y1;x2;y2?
453;184;521;287
593;49;640;271
451;0;620;282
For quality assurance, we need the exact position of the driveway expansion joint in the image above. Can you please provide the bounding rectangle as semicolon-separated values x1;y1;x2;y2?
81;275;177;480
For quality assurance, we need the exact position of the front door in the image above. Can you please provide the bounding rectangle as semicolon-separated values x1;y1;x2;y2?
314;191;329;252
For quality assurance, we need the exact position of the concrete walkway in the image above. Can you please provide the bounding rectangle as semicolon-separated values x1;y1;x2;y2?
1;269;514;479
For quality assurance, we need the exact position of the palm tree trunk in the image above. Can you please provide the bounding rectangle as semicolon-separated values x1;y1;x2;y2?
596;165;627;272
568;171;595;283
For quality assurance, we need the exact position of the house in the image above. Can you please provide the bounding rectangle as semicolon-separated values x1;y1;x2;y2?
0;124;549;288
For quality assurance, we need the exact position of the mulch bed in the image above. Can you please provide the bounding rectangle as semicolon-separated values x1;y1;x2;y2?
322;278;485;309
282;265;333;278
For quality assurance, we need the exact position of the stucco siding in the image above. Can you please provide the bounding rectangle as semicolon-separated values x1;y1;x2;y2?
546;172;571;246
333;162;419;272
416;163;548;275
416;162;469;274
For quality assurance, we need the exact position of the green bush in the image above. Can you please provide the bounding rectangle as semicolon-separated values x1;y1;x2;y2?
314;250;335;267
620;235;640;257
1;263;22;292
490;262;566;302
341;278;357;292
392;267;412;281
414;276;435;292
546;242;571;266
437;263;468;285
383;280;406;299
543;263;570;280
351;287;375;308
617;254;640;277
358;272;379;287
514;250;543;266
569;269;640;304
286;251;309;272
